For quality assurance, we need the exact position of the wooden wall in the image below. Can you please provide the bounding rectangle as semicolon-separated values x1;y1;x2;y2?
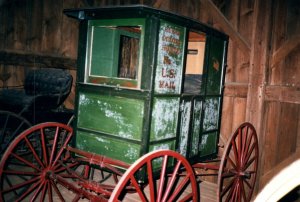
0;0;299;197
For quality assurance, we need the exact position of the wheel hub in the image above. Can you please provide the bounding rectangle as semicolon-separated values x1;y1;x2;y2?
228;169;251;179
41;167;55;180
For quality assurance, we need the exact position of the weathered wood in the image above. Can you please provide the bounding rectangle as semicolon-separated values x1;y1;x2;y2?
61;0;80;58
246;0;272;194
152;0;164;8
220;96;234;144
269;0;287;86
199;181;218;202
224;83;248;98
246;0;271;131
0;50;77;70
276;103;299;163
224;0;239;83
200;0;251;57
41;0;63;53
232;97;246;130
259;149;300;196
265;86;300;104
262;102;280;175
271;36;300;67
26;0;43;51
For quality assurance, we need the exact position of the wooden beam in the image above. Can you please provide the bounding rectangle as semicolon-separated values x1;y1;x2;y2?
200;0;251;57
245;0;273;195
153;0;164;8
271;35;300;67
224;83;248;98
0;49;77;70
265;85;300;104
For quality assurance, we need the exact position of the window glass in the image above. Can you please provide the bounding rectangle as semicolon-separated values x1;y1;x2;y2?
86;19;144;89
183;31;206;94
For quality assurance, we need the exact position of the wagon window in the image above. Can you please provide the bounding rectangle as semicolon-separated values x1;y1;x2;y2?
183;31;206;94
85;19;144;89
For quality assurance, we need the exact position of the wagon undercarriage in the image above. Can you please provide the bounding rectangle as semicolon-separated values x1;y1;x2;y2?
0;122;258;202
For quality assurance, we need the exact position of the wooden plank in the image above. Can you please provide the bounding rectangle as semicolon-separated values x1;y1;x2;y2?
41;0;63;53
283;47;300;89
220;96;234;145
262;102;279;175
276;103;299;163
224;0;239;83
27;0;43;52
298;110;300;149
269;0;286;86
200;0;251;57
260;149;300;189
0;50;77;70
199;181;218;202
265;86;300;104
224;83;248;98
61;0;80;59
232;97;246;131
271;36;300;67
0;3;5;49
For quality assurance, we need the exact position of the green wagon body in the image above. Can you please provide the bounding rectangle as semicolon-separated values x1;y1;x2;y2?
64;5;228;165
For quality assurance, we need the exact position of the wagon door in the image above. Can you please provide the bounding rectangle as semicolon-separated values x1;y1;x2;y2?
178;30;206;159
178;31;227;161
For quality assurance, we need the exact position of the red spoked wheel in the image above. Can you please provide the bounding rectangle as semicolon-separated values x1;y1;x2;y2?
0;110;31;155
217;122;259;202
0;122;83;202
109;149;198;202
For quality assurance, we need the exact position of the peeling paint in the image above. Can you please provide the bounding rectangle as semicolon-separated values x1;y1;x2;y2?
151;98;179;140
76;131;141;163
125;147;139;160
199;134;208;150
178;100;191;156
190;101;202;156
155;20;185;94
78;92;144;140
203;98;219;131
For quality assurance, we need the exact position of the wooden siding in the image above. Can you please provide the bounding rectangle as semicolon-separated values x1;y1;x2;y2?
0;0;299;198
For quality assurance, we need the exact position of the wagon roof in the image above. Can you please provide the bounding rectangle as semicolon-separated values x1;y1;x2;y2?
64;5;228;39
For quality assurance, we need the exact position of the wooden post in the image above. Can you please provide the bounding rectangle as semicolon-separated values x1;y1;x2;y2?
246;0;273;193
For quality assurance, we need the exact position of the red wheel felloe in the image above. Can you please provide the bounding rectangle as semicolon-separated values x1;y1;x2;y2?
0;122;78;202
109;149;198;202
217;122;259;202
0;110;31;156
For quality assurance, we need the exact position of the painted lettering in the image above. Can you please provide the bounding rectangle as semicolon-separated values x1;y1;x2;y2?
161;68;176;78
159;80;176;89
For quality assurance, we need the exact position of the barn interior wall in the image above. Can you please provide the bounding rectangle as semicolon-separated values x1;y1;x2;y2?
0;0;299;197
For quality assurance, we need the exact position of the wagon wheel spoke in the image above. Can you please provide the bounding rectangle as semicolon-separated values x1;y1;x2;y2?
109;149;198;202
240;178;247;201
0;122;94;201
0;111;31;156
50;179;66;202
30;180;45;201
40;181;48;201
47;181;53;202
220;176;236;197
218;123;259;202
